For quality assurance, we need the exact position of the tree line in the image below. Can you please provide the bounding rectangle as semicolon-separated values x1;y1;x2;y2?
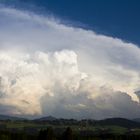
0;127;140;140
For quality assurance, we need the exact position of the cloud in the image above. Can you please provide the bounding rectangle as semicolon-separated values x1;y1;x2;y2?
0;6;140;118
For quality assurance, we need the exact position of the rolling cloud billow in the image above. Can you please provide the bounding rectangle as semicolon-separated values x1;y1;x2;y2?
0;6;140;119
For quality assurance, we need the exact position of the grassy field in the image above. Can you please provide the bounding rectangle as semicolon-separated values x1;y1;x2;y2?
0;121;136;135
0;120;140;140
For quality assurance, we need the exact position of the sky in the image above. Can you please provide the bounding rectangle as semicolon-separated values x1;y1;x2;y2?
2;0;140;45
0;0;140;119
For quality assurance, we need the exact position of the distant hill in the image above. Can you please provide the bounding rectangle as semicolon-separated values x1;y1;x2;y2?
0;115;26;121
96;118;140;128
133;118;140;123
34;116;140;128
0;114;140;129
35;116;57;121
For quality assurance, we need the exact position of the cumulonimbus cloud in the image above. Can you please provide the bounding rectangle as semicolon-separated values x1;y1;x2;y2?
0;6;140;119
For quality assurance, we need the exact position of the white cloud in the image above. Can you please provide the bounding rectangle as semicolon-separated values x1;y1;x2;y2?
0;6;140;118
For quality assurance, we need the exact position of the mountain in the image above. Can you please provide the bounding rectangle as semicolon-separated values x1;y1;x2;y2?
0;115;26;121
34;117;140;128
35;116;57;121
96;118;140;128
133;118;140;123
0;114;140;129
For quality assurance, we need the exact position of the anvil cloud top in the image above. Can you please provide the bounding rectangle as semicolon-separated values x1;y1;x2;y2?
0;0;140;119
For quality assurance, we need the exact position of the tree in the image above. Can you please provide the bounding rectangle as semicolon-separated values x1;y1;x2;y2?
38;127;55;140
62;127;73;140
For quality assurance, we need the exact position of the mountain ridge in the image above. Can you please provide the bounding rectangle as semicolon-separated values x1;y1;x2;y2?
0;114;26;120
1;114;140;129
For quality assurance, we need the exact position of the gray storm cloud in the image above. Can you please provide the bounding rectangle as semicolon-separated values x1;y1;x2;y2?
0;6;140;119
